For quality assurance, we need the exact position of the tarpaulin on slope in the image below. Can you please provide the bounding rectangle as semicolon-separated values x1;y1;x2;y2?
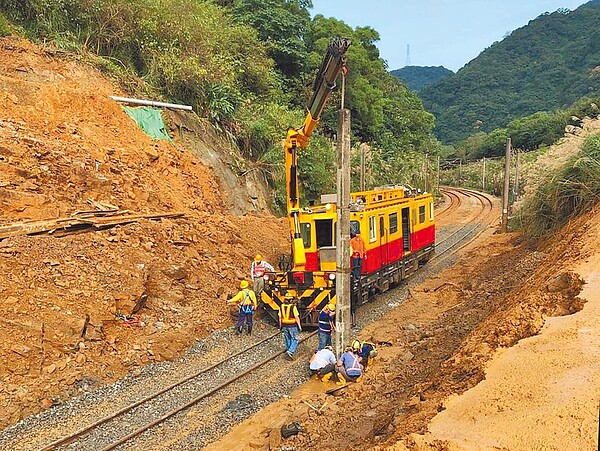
121;106;173;142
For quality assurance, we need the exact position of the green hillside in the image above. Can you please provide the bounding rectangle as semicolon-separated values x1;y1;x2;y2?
419;0;600;144
390;66;453;91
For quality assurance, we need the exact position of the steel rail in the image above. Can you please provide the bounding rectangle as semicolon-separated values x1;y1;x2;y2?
101;331;318;450
41;330;283;450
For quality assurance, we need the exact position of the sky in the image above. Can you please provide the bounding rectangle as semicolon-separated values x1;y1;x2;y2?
310;0;590;72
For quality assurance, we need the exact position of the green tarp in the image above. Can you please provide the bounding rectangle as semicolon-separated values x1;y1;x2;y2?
121;106;173;142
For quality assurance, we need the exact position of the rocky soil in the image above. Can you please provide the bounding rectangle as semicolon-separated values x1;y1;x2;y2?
0;36;290;427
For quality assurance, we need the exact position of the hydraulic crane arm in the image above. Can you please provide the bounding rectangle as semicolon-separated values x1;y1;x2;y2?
285;37;351;270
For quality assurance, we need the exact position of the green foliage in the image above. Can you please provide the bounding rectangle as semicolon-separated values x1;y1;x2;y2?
420;2;600;144
0;12;10;36
517;133;600;239
390;66;453;92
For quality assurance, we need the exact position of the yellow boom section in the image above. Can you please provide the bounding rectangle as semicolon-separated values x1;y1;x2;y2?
284;37;351;270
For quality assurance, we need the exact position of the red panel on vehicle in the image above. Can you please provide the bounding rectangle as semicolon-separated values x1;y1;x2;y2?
305;252;319;271
410;225;435;252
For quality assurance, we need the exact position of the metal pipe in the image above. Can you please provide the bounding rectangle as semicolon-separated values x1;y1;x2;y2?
110;96;193;111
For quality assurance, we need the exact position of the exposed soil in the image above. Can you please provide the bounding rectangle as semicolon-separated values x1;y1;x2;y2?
0;36;290;427
2;34;600;451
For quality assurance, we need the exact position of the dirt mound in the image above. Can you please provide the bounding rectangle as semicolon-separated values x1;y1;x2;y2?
0;37;289;426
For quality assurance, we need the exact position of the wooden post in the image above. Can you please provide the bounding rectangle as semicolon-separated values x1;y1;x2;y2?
501;138;512;232
482;157;486;191
335;108;351;358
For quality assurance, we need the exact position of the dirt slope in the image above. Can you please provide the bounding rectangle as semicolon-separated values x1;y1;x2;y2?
0;37;289;426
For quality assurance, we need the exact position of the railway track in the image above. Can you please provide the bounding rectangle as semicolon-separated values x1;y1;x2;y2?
0;187;498;451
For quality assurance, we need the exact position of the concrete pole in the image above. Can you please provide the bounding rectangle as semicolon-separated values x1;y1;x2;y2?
514;149;520;200
437;155;440;193
501;138;512;232
482;157;486;191
335;108;352;357
360;143;366;191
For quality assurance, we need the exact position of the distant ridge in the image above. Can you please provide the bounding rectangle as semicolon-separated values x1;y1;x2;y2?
390;66;453;92
418;0;600;144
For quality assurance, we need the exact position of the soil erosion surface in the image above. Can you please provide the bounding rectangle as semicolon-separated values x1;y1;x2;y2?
208;191;599;448
0;36;290;427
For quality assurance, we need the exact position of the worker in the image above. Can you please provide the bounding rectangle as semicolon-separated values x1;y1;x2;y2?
317;303;336;350
352;339;378;370
279;293;302;359
335;346;364;384
350;231;366;280
226;280;257;335
309;346;337;382
250;254;275;297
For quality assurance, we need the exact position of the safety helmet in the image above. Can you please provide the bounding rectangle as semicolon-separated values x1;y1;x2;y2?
284;292;295;302
255;254;262;262
351;339;361;351
327;303;336;312
240;280;249;289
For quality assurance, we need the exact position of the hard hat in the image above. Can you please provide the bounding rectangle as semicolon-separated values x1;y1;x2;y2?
284;292;294;302
351;339;361;351
255;254;262;262
240;280;249;289
326;303;336;312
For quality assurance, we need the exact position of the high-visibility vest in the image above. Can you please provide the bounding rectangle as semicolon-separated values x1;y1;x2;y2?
252;262;266;278
280;304;297;325
240;289;255;314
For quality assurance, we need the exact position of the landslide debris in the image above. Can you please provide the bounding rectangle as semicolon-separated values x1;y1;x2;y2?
0;36;289;427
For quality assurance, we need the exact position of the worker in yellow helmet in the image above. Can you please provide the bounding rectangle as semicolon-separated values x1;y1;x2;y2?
317;303;336;350
279;293;302;359
226;280;257;335
351;339;378;370
250;253;275;297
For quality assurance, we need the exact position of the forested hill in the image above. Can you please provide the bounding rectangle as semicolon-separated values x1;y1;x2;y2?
390;66;453;91
419;0;600;144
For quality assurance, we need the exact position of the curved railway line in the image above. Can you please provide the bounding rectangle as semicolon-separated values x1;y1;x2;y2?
0;187;499;451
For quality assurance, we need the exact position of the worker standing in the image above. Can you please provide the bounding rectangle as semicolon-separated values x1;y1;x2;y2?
317;303;336;350
226;280;258;335
279;293;302;359
350;231;366;280
250;254;275;298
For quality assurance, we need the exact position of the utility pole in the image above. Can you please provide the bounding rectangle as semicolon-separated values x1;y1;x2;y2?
335;107;351;358
437;155;440;193
514;149;520;200
359;143;367;191
501;138;512;232
482;157;486;191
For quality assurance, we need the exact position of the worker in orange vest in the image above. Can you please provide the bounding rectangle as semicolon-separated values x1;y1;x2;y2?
350;231;366;279
227;280;258;335
279;293;302;359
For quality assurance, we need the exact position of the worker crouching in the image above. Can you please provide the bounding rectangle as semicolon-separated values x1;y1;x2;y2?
226;280;258;335
336;346;364;384
309;346;337;382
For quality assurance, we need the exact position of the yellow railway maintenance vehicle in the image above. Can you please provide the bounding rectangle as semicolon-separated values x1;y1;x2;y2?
260;37;435;327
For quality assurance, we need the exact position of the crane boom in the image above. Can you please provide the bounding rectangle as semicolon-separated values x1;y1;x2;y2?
285;37;351;270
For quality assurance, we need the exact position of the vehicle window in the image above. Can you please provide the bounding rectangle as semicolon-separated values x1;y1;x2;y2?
369;216;376;242
419;205;426;223
300;223;311;248
429;202;434;221
350;220;360;236
389;212;398;234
